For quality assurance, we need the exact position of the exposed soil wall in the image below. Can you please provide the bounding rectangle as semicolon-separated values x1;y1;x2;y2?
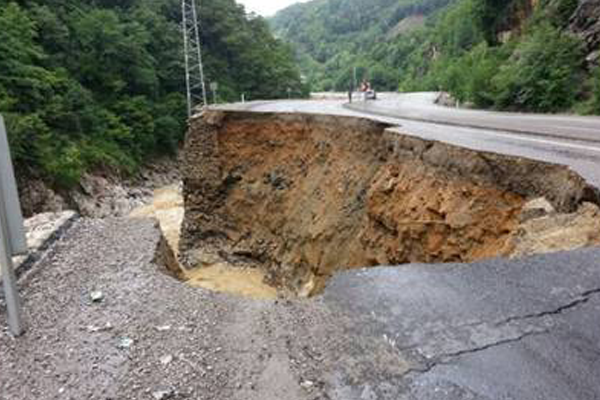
180;111;598;294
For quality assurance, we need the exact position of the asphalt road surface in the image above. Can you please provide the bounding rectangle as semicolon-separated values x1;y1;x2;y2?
323;248;600;399
351;92;600;143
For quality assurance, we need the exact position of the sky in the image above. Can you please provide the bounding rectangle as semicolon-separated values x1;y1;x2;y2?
237;0;311;17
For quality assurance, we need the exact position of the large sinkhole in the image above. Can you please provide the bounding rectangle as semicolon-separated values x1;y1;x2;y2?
170;110;600;297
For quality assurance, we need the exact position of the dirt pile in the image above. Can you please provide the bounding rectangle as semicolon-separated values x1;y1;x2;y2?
179;111;600;295
511;202;600;257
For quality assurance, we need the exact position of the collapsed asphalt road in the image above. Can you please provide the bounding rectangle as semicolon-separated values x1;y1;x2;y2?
2;99;600;399
179;110;599;297
1;217;599;399
236;94;600;189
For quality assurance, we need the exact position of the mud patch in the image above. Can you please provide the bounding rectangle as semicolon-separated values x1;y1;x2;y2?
186;264;277;299
131;184;184;254
131;185;277;299
179;111;600;296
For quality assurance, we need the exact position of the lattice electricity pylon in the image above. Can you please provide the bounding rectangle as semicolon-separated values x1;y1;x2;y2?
182;0;208;117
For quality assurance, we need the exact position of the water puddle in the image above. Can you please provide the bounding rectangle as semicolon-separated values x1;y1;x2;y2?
130;184;277;299
186;264;277;299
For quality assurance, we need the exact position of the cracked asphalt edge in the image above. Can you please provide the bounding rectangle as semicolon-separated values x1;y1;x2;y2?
402;287;600;378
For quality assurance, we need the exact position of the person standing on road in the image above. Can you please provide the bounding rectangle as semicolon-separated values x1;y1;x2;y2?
348;83;353;103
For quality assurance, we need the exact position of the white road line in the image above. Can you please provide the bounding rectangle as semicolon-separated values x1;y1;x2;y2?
479;131;600;153
390;124;600;154
238;101;600;154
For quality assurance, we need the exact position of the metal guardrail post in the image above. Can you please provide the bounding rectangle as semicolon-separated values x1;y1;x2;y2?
0;196;23;336
0;115;26;336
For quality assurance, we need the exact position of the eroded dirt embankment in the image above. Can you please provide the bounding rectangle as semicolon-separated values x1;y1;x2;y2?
18;158;180;218
179;111;600;295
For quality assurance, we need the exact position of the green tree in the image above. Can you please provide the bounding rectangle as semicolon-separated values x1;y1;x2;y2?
592;68;600;114
0;3;55;113
1;0;306;190
492;23;585;112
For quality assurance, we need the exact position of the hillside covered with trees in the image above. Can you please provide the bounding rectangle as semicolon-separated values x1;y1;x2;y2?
0;0;306;188
270;0;453;91
272;0;600;114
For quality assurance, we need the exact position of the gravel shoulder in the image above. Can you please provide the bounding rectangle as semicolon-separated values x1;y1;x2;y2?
0;217;378;400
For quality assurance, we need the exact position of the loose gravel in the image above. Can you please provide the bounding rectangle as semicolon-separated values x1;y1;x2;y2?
0;217;378;400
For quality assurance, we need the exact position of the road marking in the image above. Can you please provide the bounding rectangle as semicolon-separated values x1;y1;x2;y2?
347;105;600;154
474;130;600;154
392;124;600;154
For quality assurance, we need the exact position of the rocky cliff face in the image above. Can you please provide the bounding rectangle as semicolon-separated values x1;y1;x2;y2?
496;0;600;65
179;111;599;295
570;0;600;65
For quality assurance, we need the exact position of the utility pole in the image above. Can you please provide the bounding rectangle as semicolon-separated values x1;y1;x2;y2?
210;82;218;104
182;0;208;117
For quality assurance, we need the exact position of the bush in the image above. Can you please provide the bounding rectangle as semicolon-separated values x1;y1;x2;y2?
43;143;85;188
4;113;51;168
440;43;510;107
592;68;600;114
492;23;585;112
543;0;579;27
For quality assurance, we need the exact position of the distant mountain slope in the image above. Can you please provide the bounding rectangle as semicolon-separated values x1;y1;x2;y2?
270;0;453;90
272;0;600;115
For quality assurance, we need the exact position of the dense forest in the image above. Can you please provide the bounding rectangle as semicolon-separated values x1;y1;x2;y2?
270;0;453;91
0;0;307;188
272;0;600;114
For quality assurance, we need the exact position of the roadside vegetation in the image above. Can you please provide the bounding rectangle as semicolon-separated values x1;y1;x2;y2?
396;0;589;113
588;67;600;114
270;0;453;91
272;0;598;115
0;0;306;188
